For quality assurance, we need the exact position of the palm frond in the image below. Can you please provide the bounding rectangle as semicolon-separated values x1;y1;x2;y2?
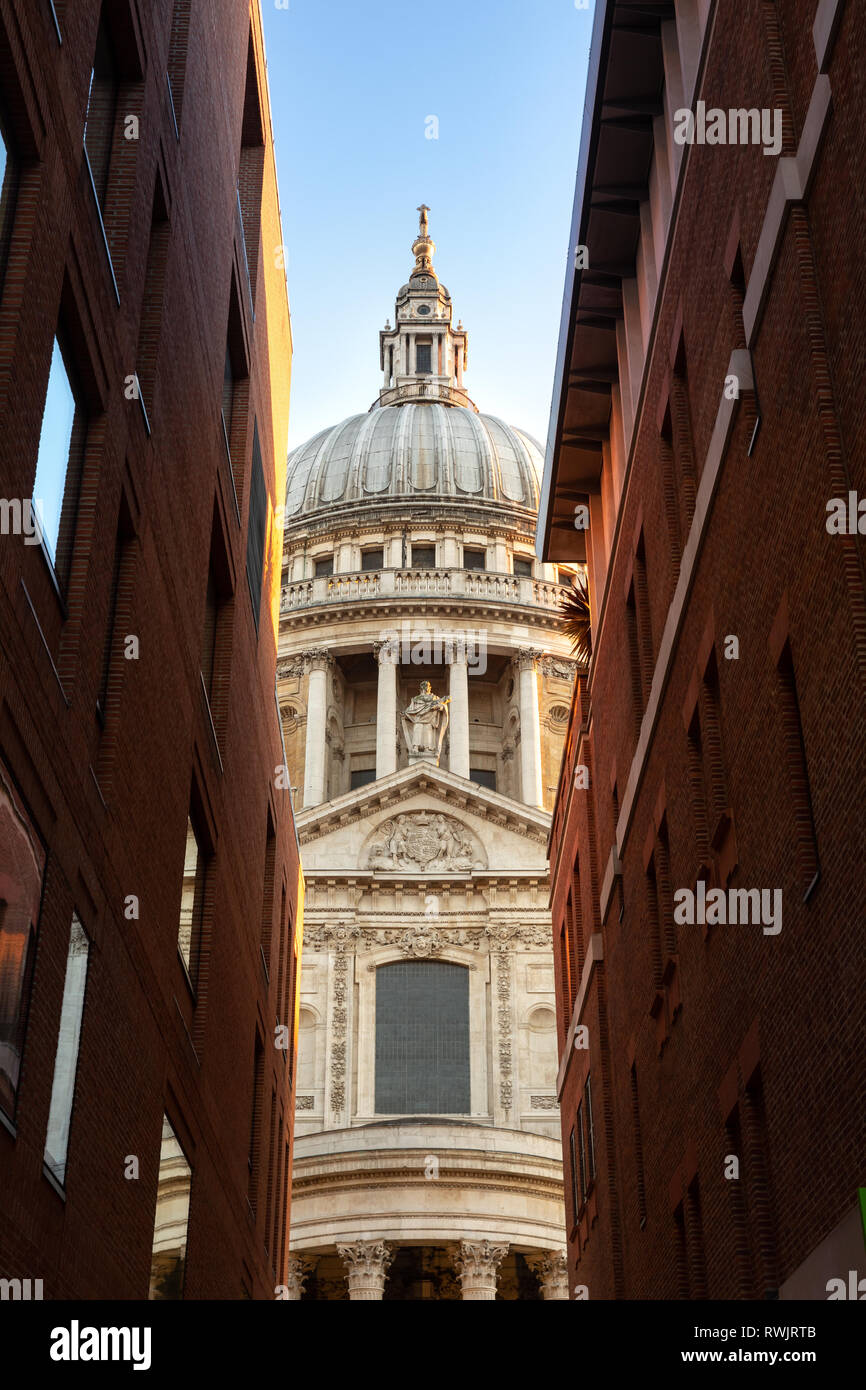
558;572;592;668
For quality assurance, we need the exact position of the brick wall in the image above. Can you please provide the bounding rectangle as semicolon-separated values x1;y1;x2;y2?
545;0;865;1299
0;0;298;1299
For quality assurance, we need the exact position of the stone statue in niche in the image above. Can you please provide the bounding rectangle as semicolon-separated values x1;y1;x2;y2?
401;680;450;764
366;811;485;872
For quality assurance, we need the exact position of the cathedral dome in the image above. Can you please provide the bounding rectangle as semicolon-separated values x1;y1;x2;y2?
284;404;542;519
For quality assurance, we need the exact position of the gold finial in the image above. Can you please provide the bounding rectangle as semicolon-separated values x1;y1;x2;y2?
412;205;436;277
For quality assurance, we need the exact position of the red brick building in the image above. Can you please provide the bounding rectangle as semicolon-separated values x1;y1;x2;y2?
0;0;301;1299
537;0;865;1298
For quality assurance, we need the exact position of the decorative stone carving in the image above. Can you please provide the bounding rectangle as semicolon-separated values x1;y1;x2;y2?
530;1095;559;1110
337;1240;394;1300
300;648;336;673
401;680;450;763
485;921;550;952
305;923;360;954
284;1254;316;1300
496;954;513;1110
364;812;486;872
373;639;397;667
357;925;483;954
513;646;543;672
330;953;350;1116
540;656;579;681
526;1250;569;1300
277;657;305;679
452;1240;508;1300
548;703;571;724
296;1095;315;1111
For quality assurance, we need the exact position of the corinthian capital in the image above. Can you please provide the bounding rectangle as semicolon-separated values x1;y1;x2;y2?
452;1239;508;1300
301;647;335;673
513;646;543;672
337;1240;394;1300
284;1254;316;1300
526;1250;569;1300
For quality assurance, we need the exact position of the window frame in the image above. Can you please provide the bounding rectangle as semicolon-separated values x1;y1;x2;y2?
148;1114;192;1300
32;330;86;593
43;913;91;1187
0;760;47;1124
177;814;207;994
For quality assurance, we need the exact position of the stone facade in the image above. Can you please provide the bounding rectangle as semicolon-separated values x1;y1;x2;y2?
279;213;575;1297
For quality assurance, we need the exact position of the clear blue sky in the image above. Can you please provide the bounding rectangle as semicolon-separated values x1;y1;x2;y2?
261;0;593;452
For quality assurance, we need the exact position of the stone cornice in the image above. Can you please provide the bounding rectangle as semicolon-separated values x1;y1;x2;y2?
279;598;570;632
296;762;551;842
292;1165;564;1195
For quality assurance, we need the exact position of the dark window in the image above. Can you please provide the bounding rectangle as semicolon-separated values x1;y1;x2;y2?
0;760;46;1120
411;545;435;568
221;346;234;456
248;1030;265;1210
245;422;267;628
98;494;135;721
350;768;376;790
361;548;383;571
238;32;265;308
375;961;470;1114
569;1127;580;1227
470;768;496;791
777;641;819;893
513;557;532;577
167;1;191;130
0;103;17;280
84;15;118;210
260;808;276;970
137;178;170;412
557;567;574;586
576;1100;587;1204
464;548;486;571
201;568;218;700
33;333;83;583
314;556;333;577
416;342;432;374
584;1074;596;1180
200;509;233;744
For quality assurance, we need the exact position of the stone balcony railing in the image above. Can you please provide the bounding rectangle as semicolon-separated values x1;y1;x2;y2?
280;569;568;613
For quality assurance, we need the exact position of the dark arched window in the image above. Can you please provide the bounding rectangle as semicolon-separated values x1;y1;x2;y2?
375;961;470;1114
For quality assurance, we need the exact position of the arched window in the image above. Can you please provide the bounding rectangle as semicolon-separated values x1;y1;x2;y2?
375;961;470;1114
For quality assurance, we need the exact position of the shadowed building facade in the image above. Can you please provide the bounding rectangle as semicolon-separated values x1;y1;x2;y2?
537;0;865;1299
0;0;300;1299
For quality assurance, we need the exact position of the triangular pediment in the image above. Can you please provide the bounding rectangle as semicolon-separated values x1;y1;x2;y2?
296;763;550;876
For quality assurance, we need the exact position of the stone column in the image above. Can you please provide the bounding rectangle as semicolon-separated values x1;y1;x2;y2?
337;1240;393;1300
440;531;460;569
526;1251;569;1300
452;1240;508;1300
514;648;544;808
303;650;333;808
448;650;470;779
374;641;398;780
284;1254;315;1301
